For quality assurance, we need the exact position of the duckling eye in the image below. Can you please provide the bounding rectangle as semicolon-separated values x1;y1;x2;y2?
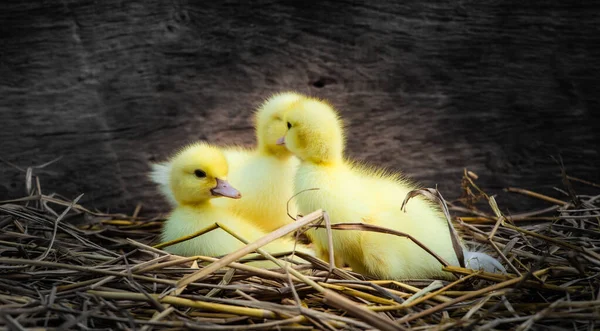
287;122;292;129
194;169;206;178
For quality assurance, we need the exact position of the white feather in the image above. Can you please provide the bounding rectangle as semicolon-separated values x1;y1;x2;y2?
463;251;506;273
149;162;177;206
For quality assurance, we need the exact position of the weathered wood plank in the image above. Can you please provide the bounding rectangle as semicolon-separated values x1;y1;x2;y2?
1;1;598;213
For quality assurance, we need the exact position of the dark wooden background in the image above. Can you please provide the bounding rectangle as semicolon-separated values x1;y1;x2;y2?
1;1;599;214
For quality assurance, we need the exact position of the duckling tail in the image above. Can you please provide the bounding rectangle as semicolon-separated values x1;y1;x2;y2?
149;162;178;206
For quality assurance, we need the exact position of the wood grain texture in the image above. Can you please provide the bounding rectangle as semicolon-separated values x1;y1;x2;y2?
1;1;599;213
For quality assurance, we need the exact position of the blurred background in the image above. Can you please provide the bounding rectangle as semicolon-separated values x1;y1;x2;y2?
1;1;599;214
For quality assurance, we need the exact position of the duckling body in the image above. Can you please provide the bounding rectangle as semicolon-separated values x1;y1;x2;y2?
163;203;309;267
213;151;299;230
159;142;311;268
281;99;461;280
150;92;304;232
295;159;460;279
163;203;260;257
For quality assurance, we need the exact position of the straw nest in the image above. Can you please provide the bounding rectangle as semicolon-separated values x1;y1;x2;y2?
0;167;599;330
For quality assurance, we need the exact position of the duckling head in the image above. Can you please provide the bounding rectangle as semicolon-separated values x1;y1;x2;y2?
254;92;306;157
279;98;345;164
169;142;241;205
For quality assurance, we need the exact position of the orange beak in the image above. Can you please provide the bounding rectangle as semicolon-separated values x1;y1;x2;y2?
210;178;241;199
276;136;285;146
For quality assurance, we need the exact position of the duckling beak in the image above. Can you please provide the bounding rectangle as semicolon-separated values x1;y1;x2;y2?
211;178;241;199
276;136;285;146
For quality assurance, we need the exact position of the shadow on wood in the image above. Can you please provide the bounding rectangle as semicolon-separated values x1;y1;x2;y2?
1;1;598;213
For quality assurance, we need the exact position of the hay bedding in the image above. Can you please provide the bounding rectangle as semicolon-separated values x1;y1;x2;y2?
0;168;598;331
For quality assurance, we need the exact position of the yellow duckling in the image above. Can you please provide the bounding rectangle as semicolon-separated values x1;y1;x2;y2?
160;142;311;267
278;98;463;280
150;92;305;232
